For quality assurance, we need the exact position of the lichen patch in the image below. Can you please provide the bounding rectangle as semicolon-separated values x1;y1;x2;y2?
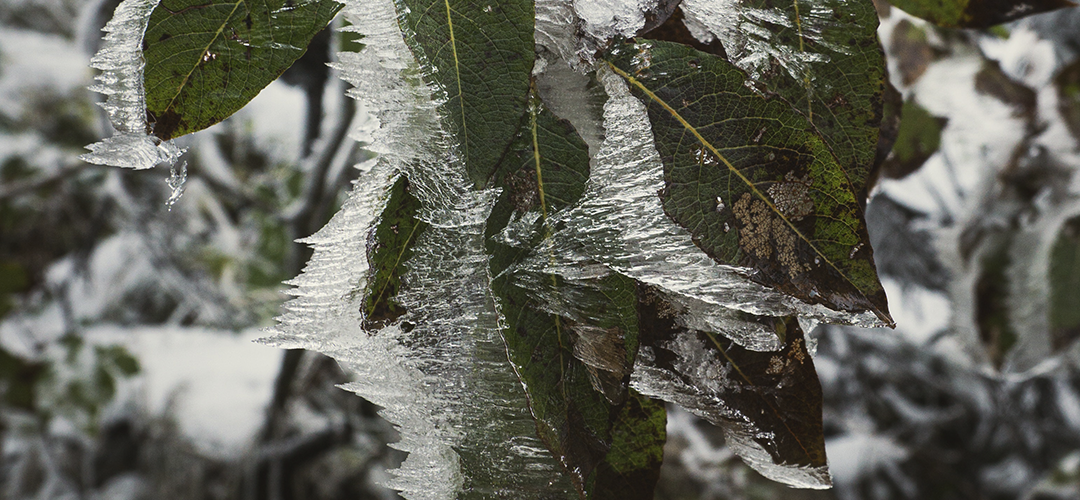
767;171;814;221
732;193;808;279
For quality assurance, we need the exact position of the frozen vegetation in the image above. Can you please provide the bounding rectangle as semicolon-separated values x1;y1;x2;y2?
2;0;1080;498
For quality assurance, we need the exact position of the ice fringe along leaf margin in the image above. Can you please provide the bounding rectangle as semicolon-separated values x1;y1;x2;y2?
80;0;183;170
262;0;569;497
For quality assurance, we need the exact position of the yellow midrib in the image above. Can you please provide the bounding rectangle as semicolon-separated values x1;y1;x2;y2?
444;0;468;163
607;62;889;324
161;0;246;118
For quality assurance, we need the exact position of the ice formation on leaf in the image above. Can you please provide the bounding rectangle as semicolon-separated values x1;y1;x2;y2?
265;0;569;497
81;0;182;170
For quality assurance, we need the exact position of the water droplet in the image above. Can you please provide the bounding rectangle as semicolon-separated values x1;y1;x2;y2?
715;195;725;212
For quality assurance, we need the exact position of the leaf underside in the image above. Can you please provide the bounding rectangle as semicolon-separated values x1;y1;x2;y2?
142;0;341;139
635;285;830;488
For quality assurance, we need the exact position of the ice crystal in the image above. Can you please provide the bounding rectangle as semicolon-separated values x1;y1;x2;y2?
266;0;567;496
522;67;882;347
80;0;182;170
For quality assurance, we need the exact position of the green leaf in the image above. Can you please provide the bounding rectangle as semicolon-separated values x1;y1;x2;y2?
485;95;665;499
362;175;426;330
882;98;945;180
635;285;830;488
396;0;534;186
671;0;886;199
0;346;47;411
1055;57;1080;144
1049;217;1080;352
142;0;341;139
888;0;1076;28
975;233;1017;367
609;41;891;324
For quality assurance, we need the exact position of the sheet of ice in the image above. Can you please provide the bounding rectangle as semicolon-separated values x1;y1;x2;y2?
681;0;834;84
574;0;656;40
266;0;568;496
79;0;182;170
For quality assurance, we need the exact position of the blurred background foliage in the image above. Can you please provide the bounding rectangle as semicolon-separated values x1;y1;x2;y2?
2;0;1080;498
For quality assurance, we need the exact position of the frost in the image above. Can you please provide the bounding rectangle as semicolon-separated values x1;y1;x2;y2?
265;0;566;496
79;0;182;170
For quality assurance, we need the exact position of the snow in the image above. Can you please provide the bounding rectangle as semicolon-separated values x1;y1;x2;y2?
85;326;281;459
0;27;91;118
826;433;909;488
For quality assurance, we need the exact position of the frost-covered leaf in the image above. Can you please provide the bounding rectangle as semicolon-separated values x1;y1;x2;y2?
396;0;534;185
608;40;891;324
888;0;1076;28
362;176;426;330
485;96;666;498
632;286;830;489
676;0;885;200
142;0;341;139
270;0;573;496
1050;217;1080;352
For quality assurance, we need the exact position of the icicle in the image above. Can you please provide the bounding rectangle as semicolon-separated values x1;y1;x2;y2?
165;161;187;209
80;0;183;170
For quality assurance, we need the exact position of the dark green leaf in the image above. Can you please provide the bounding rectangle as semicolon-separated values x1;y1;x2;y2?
882;98;946;180
142;0;341;139
396;0;534;186
889;0;1076;28
635;285;830;488
609;41;891;324
1055;57;1080;143
362;175;426;330
975;233;1017;367
485;95;665;499
1049;217;1080;352
663;0;885;199
0;346;47;411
